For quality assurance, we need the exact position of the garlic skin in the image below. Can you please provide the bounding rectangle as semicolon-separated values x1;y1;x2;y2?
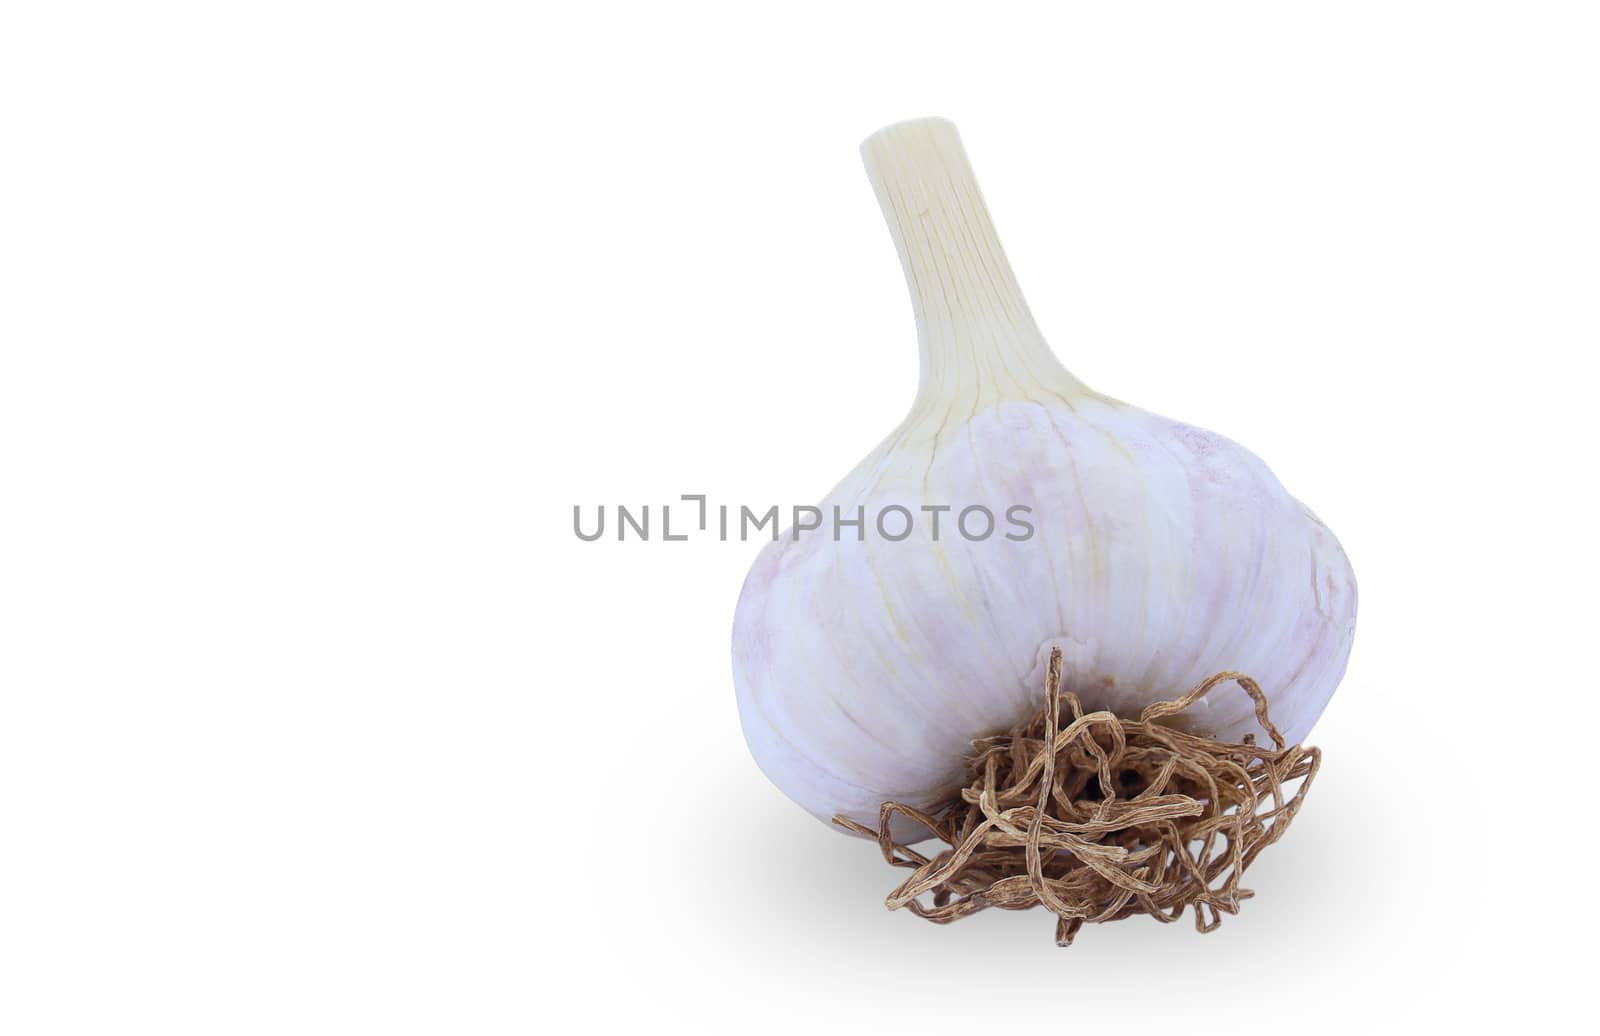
733;118;1356;836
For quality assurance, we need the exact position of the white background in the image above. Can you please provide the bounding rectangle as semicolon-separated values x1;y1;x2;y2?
3;2;1596;1032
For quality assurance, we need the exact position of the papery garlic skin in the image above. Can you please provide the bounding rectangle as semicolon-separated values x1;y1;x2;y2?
732;118;1356;835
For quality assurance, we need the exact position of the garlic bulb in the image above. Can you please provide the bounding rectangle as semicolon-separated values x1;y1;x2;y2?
732;118;1356;837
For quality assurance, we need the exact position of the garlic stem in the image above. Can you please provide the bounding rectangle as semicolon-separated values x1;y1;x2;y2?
861;118;1084;403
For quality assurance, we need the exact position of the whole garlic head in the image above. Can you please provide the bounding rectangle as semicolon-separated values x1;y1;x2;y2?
733;118;1356;836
